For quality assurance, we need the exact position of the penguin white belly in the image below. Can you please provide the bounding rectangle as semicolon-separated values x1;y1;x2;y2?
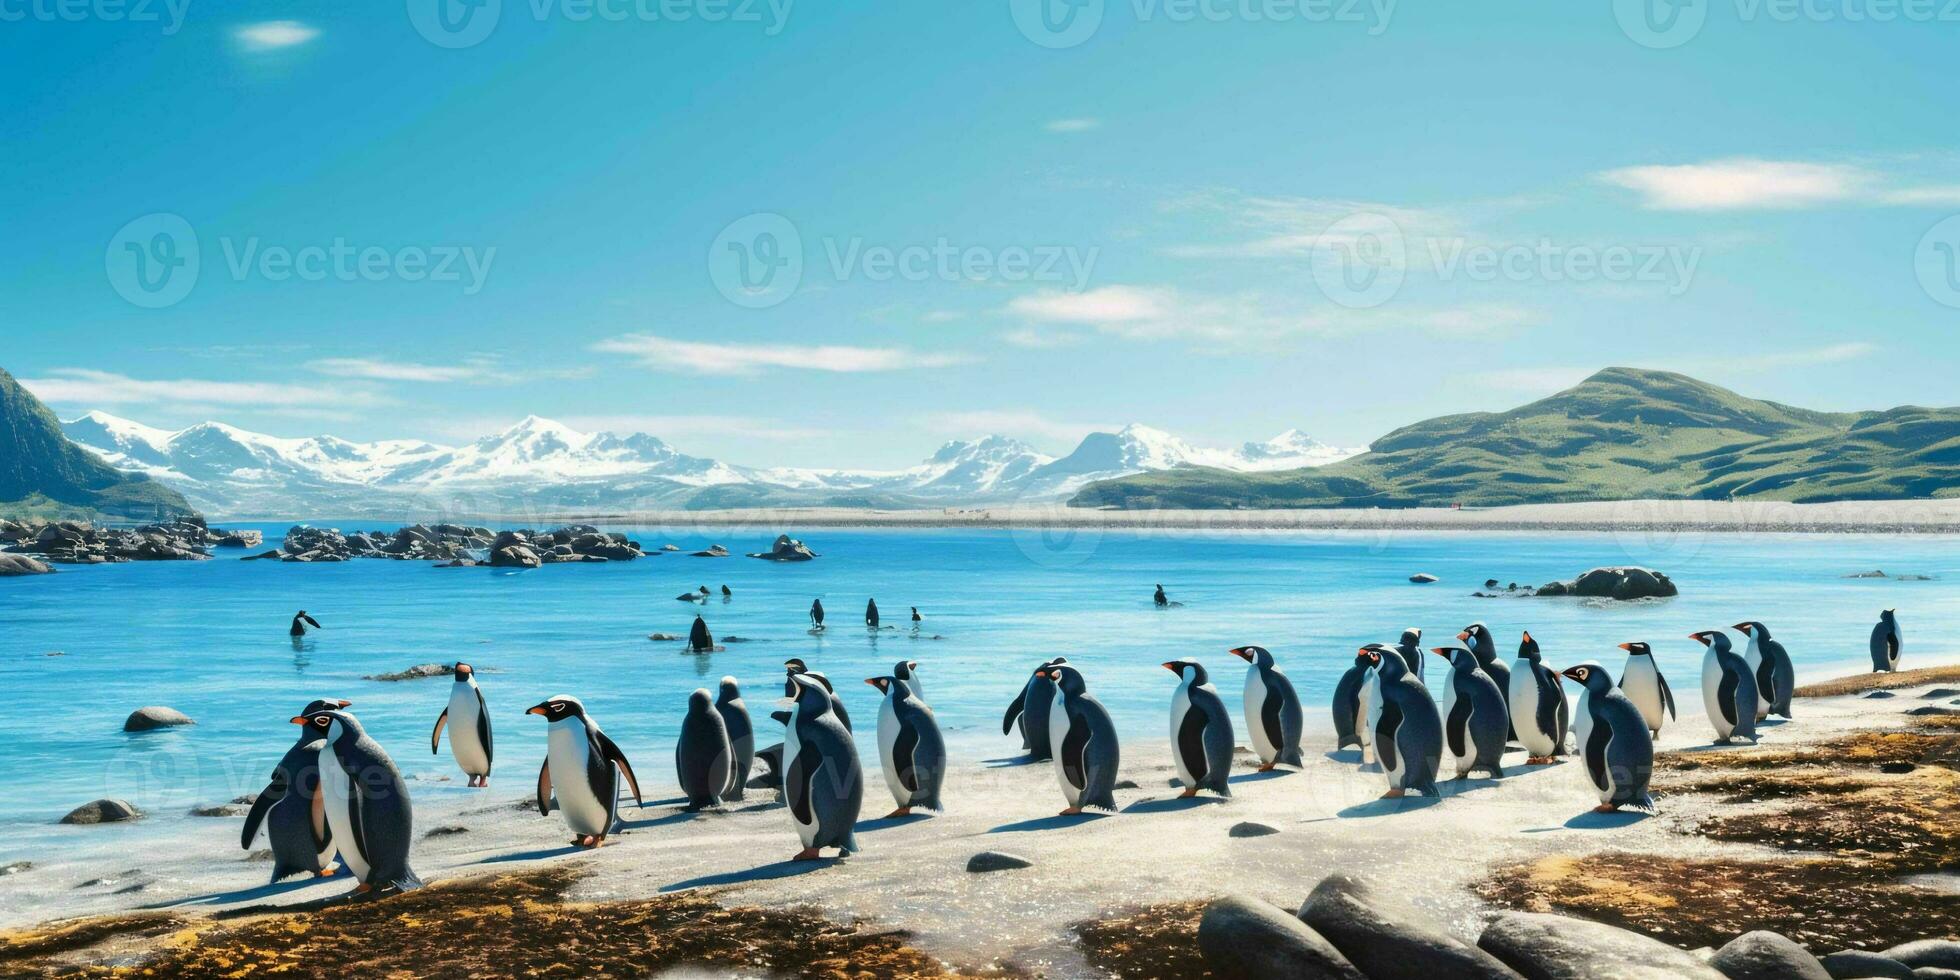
1509;662;1551;757
1355;673;1376;762
781;715;822;847
1048;696;1080;807
1621;661;1662;734
318;754;369;881
1379;714;1406;788
1243;671;1276;763
1572;690;1593;755
1168;685;1196;787
447;687;490;776
1700;652;1732;739
1742;639;1768;721
546;725;611;837
1594;729;1619;804
877;696;911;805
1440;669;1463;768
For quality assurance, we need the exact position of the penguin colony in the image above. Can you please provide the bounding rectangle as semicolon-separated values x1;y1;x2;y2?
240;601;1899;891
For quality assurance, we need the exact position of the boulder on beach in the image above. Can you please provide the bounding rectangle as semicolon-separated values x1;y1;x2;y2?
1821;949;1915;978
1198;895;1365;980
965;851;1033;873
123;706;194;731
0;552;55;576
1229;821;1281;838
60;799;142;825
1710;931;1830;980
1886;939;1960;970
1477;912;1725;979
1534;566;1677;600
1299;874;1520;980
748;534;818;562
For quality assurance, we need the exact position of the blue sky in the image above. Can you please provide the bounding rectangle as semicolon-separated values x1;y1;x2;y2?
4;0;1958;468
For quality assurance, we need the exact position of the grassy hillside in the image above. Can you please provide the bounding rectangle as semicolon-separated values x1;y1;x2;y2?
0;367;198;522
1070;367;1960;509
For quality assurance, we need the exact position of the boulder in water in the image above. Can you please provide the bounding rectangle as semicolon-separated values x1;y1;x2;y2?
61;799;142;825
0;553;54;576
1409;573;1438;584
124;706;194;731
1535;566;1677;600
748;534;818;561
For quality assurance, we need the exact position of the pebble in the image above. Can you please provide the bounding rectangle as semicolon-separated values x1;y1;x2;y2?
1228;821;1281;838
123;706;194;731
966;851;1033;873
60;799;142;825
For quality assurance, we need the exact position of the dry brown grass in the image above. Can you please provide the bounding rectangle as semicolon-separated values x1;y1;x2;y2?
1794;664;1960;697
1072;901;1209;980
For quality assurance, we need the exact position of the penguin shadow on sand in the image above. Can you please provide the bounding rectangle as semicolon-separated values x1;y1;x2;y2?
1336;794;1444;818
660;859;836;892
478;844;588;864
854;812;934;833
1228;767;1292;785
1123;794;1228;815
1555;808;1653;830
147;872;345;912
987;811;1108;834
980;755;1044;769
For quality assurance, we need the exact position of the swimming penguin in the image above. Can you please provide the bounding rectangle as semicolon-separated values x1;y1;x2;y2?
1162;658;1235;798
290;706;419;892
1396;627;1425;684
1230;645;1303;771
784;659;852;731
892;660;925;702
810;598;825;629
865;598;881;630
430;663;493;787
688;615;714;653
1734;621;1795;720
867;674;946;817
289;611;321;637
910;607;922;629
1359;645;1443;798
1508;632;1568;764
721;585;731;597
715;677;753;801
1870;609;1901;672
527;695;643;848
777;673;864;859
1560;662;1655;813
1154;584;1168;607
243;697;349;882
1433;646;1508;779
1332;652;1372;752
699;585;710;596
675;688;733;811
1040;662;1121;814
1457;624;1514;739
1002;657;1065;760
1615;642;1677;737
1692;630;1759;744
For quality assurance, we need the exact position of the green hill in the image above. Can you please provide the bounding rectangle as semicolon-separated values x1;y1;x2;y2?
0;367;198;521
1069;367;1960;509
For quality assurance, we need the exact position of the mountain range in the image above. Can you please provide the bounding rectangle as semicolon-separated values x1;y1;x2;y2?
1070;367;1960;509
57;410;1359;518
0;369;195;521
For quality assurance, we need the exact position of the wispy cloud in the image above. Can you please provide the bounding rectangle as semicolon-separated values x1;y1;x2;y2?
922;410;1111;448
234;20;319;51
20;369;384;410
1162;192;1460;259
1007;285;1171;325
307;357;500;384
1044;118;1101;133
1599;158;1960;210
592;334;966;376
1005;286;1537;344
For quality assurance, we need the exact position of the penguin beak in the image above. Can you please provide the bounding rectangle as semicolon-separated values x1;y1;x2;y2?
1688;632;1706;642
526;704;548;716
1034;670;1051;680
288;716;307;724
1560;667;1584;681
1428;647;1449;658
1228;647;1250;661
1732;623;1749;633
1455;631;1470;641
1160;661;1180;673
1521;631;1533;644
863;678;883;690
1617;642;1632;651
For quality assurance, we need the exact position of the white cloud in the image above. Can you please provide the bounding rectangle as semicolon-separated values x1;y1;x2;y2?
1005;286;1536;344
307;357;498;383
1006;285;1172;324
591;334;965;375
1163;192;1458;259
922;410;1110;448
1599;158;1960;211
1745;341;1877;368
1000;326;1086;349
234;20;319;50
19;369;383;409
1045;118;1101;133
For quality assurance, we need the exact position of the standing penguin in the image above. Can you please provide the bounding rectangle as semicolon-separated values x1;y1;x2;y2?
1395;627;1425;684
528;696;644;848
1332;651;1372;752
910;607;923;629
688;615;714;653
1561;662;1655;813
290;707;419;893
1457;624;1514;739
1230;645;1303;771
865;598;881;630
1163;658;1235;798
1616;642;1677;737
243;697;349;882
1040;662;1121;815
777;673;863;859
1003;657;1065;760
1153;584;1168;607
431;663;493;787
1509;633;1568;764
1360;645;1443;799
1870;609;1902;673
720;585;731;598
809;598;826;630
892;660;925;702
289;610;321;637
1734;621;1795;720
784;659;852;731
715;677;753;801
1433;646;1508;779
675;689;733;811
1692;630;1759;744
867;674;946;817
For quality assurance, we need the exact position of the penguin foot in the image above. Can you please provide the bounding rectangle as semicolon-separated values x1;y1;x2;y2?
885;807;912;818
1380;789;1405;799
790;848;823;861
1256;763;1276;772
353;883;374;894
316;868;337;878
1527;756;1556;765
1177;788;1199;799
1592;804;1620;814
1058;806;1083;816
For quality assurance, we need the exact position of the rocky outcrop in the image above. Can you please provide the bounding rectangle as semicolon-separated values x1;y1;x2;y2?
214;529;263;548
1477;912;1724;979
1710;931;1831;980
60;799;142;825
748;535;818;561
268;524;644;567
1;518;243;564
1198;895;1366;980
1533;566;1677;600
1298;874;1520;980
691;544;731;557
0;552;53;575
123;706;194;731
365;663;456;681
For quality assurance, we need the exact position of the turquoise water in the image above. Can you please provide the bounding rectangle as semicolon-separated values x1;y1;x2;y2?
1;525;1952;864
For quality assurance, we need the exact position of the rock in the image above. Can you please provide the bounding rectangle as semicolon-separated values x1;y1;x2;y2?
1114;779;1141;790
748;534;818;561
365;663;454;681
0;861;30;875
490;544;542;569
1922;688;1960;699
1409;573;1439;584
1864;690;1899;699
123;706;194;731
661;544;680;552
1913;969;1960;980
691;544;731;557
1844;569;1889;578
436;558;477;568
1299;874;1519;979
1887;941;1960;971
190;801;253;817
1821;950;1916;979
61;799;142;824
1477;912;1725;979
1711;931;1830;980
213;529;263;548
1197;895;1365;980
1536;566;1677;600
1906;706;1959;717
1881;761;1918;774
0;553;55;576
648;633;681;642
424;825;469;838
965;851;1033;873
1229;821;1281;838
242;549;283;561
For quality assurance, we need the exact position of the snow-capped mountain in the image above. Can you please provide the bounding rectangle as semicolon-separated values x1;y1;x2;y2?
60;411;1360;517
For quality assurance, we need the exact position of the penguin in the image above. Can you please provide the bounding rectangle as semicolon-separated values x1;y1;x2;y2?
910;607;922;629
1354;649;1380;764
1616;642;1677;737
243;697;349;882
289;611;321;637
674;688;733;811
676;591;705;604
1508;632;1568;764
1692;630;1759;744
1039;662;1121;814
1162;658;1234;798
1433;646;1508;779
777;673;864;859
698;585;711;596
1332;653;1372;752
290;707;419;892
1734;621;1795;720
810;598;825;629
1359;645;1443;798
1396;627;1425;684
430;662;493;787
1560;662;1656;813
1229;645;1303;771
527;695;643;848
721;585;732;598
784;659;851;731
1457;623;1514;739
891;660;925;702
1154;584;1168;607
867;674;946;817
715;677;753;802
688;615;714;653
1870;609;1901;673
1002;657;1064;760
865;598;881;630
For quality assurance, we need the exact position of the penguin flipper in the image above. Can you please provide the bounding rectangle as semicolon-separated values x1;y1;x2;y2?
595;730;643;806
475;688;494;774
430;709;448;754
241;779;282;849
1002;688;1026;739
1658;672;1678;720
536;760;553;817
